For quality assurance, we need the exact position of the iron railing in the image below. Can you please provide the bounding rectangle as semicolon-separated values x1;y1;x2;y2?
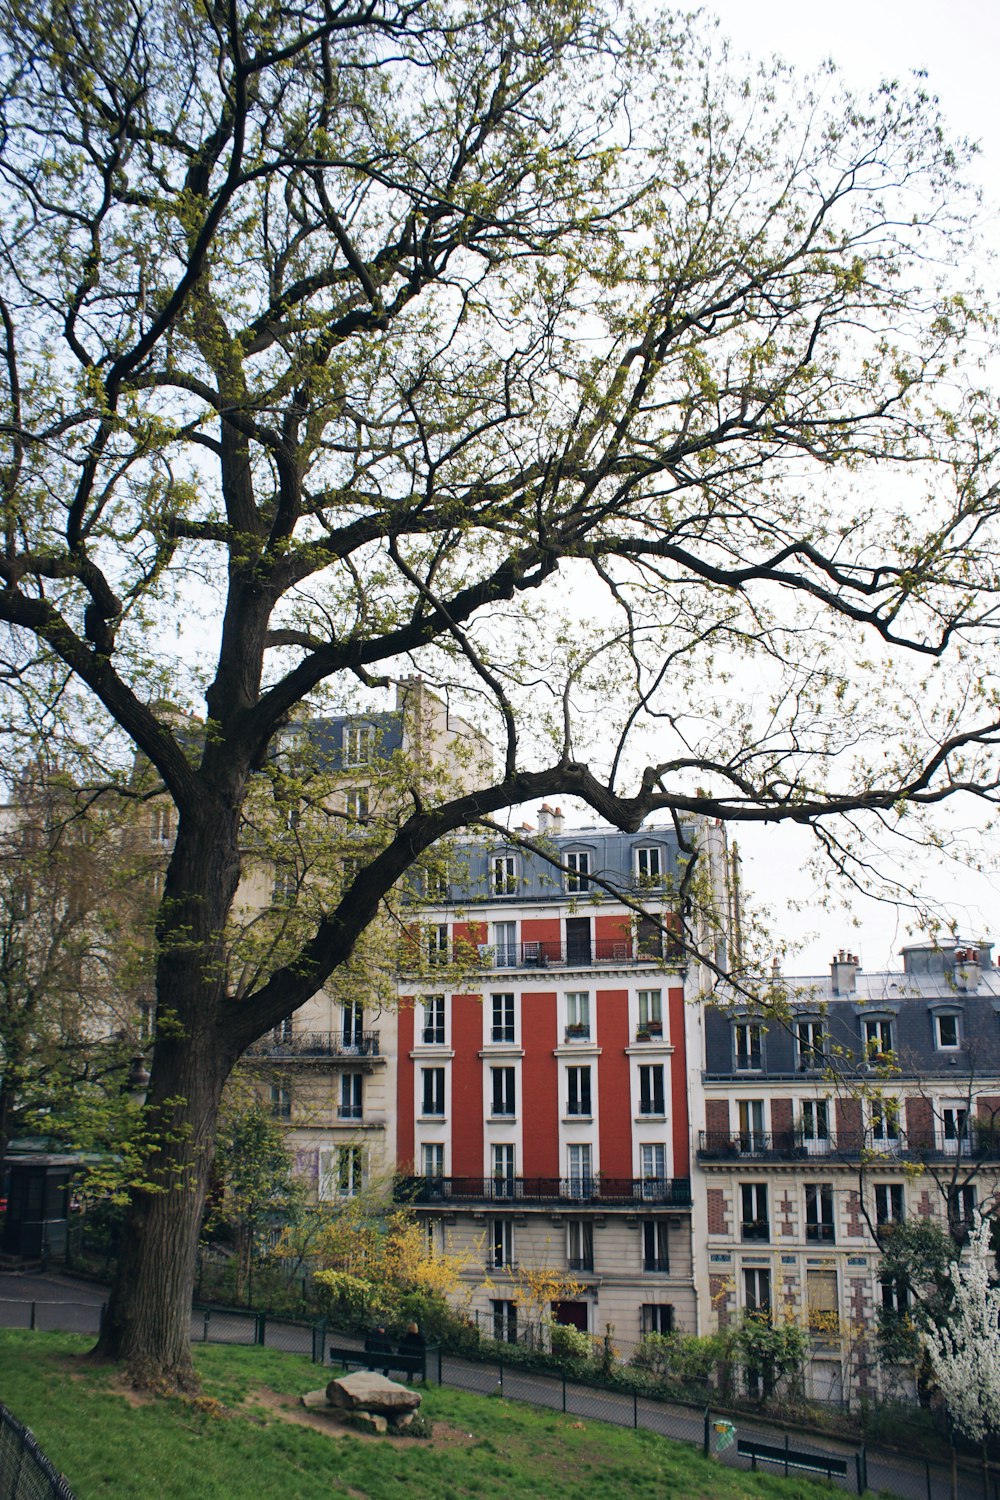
396;1174;693;1207
698;1129;1000;1162
247;1030;381;1059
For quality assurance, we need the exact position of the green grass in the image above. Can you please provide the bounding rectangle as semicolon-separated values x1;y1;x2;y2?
0;1330;841;1500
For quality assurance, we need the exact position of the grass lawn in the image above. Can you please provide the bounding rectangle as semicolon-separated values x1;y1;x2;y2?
0;1330;841;1500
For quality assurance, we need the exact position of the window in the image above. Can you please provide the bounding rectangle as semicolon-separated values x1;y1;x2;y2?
567;1144;593;1197
344;786;369;822
643;1220;669;1272
491;1219;514;1269
805;1184;835;1243
743;1268;771;1320
566;916;591;965
339;1072;363;1120
319;1145;363;1200
491;853;517;895
422;995;445;1045
568;1220;594;1272
642;1304;674;1334
638;989;663;1032
343;724;373;766
565;850;591;892
737;1099;765;1153
491;1066;516;1117
151;805;172;844
639;1064;665;1116
799;1099;829;1153
637;915;663;961
935;1012;961;1049
272;1016;293;1047
635;846;663;883
342;855;360;886
423;862;449;900
875;1183;905;1226
870;1098;901;1149
422;1143;444;1178
942;1105;971;1156
271;864;297;904
879;1277;909;1315
494;921;517;968
341;1001;364;1048
863;1017;894;1060
741;1183;769;1240
796;1019;825;1069
493;1144;515;1198
948;1183;977;1233
492;1299;517;1342
807;1268;839;1334
491;992;515;1043
565;991;591;1039
640;1143;666;1197
421;1067;445;1117
734;1022;762;1071
270;1084;291;1119
427;924;449;967
567;1065;592;1117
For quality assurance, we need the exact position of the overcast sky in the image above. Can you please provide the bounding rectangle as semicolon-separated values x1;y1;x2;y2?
693;0;1000;975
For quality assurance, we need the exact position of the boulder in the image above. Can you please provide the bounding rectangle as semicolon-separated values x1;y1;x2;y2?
347;1411;388;1434
325;1371;422;1415
300;1388;331;1409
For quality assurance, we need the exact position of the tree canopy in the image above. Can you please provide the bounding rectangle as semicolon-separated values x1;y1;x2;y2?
0;0;998;1383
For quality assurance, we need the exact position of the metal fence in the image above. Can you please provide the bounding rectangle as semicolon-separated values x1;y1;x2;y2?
3;1292;999;1500
0;1404;75;1500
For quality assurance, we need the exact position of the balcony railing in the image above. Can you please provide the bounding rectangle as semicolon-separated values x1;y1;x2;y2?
698;1128;1000;1163
485;940;674;970
248;1030;381;1060
396;1174;693;1208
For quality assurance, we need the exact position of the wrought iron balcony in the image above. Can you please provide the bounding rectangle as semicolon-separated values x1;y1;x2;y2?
396;1174;692;1208
248;1030;381;1060
698;1127;1000;1163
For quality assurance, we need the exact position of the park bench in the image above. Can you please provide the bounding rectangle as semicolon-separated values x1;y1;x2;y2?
327;1343;430;1383
737;1437;848;1481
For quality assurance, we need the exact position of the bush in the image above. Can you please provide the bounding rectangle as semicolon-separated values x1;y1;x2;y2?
548;1323;592;1362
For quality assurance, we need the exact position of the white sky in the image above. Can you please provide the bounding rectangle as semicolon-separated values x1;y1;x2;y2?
696;0;1000;975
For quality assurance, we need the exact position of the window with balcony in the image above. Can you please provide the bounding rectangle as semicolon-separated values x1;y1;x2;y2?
634;845;664;883
948;1182;977;1233
491;1219;514;1269
565;991;591;1040
566;1065;592;1117
491;1066;516;1117
799;1098;829;1153
491;992;515;1043
422;1143;444;1178
637;989;663;1034
422;994;445;1045
796;1018;825;1069
737;1099;765;1153
643;1219;669;1272
942;1104;971;1156
567;1143;593;1198
566;917;592;965
935;1012;961;1050
875;1183;905;1226
339;1072;363;1120
642;1304;674;1334
870;1098;901;1150
734;1022;762;1071
879;1276;910;1315
862;1017;894;1061
639;1064;665;1116
493;922;517;968
565;850;591;892
342;724;374;766
421;1067;445;1117
568;1220;594;1272
271;864;297;905
640;1143;666;1197
151;805;172;844
427;924;449;967
636;915;664;961
493;1144;515;1197
490;853;518;895
740;1182;769;1240
270;1084;291;1120
342;1001;364;1048
492;1299;517;1342
805;1183;835;1242
743;1267;771;1319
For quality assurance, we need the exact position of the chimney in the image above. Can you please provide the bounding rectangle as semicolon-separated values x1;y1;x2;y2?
552;806;564;834
537;803;555;833
954;947;982;993
831;949;859;995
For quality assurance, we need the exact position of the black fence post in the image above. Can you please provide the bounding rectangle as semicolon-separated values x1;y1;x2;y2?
562;1373;567;1413
925;1456;932;1500
437;1345;443;1386
498;1356;503;1395
256;1311;266;1346
703;1407;710;1458
29;1302;36;1331
784;1433;789;1478
633;1390;638;1430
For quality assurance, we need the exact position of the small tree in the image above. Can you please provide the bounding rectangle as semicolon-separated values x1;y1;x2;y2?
920;1216;1000;1446
208;1105;306;1302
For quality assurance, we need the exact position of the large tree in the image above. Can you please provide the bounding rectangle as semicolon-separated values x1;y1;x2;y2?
0;0;998;1384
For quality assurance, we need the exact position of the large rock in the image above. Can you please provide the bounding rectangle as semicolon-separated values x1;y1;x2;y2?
325;1371;422;1415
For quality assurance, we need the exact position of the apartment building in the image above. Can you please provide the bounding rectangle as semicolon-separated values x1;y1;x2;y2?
393;810;734;1344
694;941;1000;1401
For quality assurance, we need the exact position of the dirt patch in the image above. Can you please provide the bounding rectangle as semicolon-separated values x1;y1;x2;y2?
246;1386;474;1449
